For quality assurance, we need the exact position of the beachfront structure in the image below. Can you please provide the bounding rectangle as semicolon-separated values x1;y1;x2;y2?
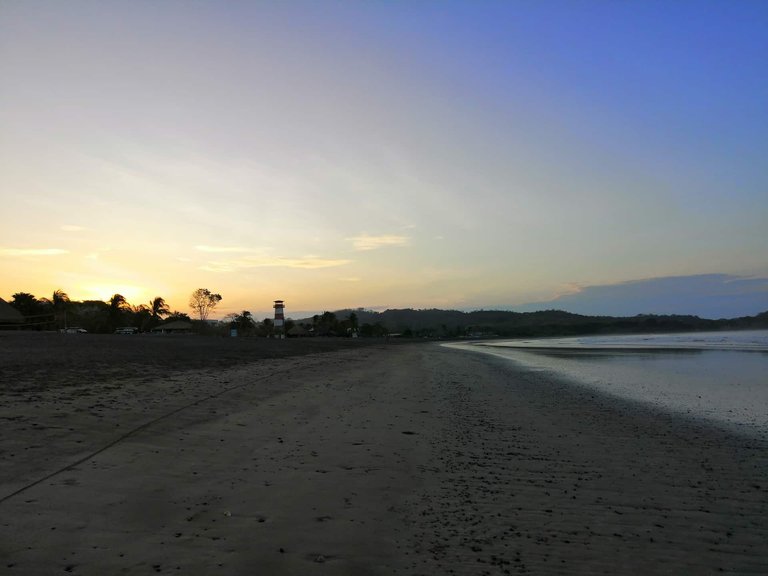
0;298;24;327
287;324;309;337
151;320;193;334
274;300;285;338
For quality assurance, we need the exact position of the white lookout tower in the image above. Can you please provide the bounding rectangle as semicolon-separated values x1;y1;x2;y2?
273;300;285;338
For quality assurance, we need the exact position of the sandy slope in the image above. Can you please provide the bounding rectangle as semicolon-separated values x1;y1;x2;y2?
1;338;766;574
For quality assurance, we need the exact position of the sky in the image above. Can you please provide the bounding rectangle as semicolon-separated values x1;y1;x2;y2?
1;1;766;320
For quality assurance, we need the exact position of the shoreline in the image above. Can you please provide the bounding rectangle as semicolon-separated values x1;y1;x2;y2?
1;340;767;574
471;328;768;353
446;341;768;440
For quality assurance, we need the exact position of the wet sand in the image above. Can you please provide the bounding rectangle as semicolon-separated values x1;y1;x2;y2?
1;334;766;574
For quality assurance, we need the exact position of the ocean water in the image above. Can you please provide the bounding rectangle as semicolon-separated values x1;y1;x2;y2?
445;330;768;437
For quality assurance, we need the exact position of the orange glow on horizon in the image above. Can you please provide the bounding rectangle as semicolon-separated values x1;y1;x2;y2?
77;284;148;305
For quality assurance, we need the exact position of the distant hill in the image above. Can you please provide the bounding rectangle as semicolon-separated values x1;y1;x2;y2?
297;308;768;338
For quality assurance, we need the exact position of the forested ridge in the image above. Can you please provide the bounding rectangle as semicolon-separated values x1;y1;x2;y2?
321;308;768;338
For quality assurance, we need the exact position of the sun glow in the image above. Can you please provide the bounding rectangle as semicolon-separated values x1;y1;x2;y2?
0;2;765;319
79;284;147;304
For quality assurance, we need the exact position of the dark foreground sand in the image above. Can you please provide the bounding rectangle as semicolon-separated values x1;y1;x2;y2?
1;333;766;574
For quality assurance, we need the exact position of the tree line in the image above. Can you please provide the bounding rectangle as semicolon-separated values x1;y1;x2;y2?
324;307;768;338
4;288;225;333
3;289;387;338
222;310;378;338
12;291;760;338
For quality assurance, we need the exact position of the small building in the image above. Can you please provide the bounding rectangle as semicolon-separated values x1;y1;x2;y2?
0;298;24;326
287;324;309;337
151;320;193;334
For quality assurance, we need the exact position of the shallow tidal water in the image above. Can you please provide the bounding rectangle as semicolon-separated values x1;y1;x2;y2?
446;330;768;437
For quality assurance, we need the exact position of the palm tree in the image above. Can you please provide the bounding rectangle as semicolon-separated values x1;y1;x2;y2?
52;289;70;308
109;293;127;309
108;294;128;330
144;296;170;331
131;304;151;332
52;289;70;329
149;296;170;321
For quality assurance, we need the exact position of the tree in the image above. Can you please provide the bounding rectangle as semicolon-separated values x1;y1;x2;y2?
75;300;110;333
259;317;274;337
52;289;70;329
10;292;41;317
360;321;388;338
189;288;222;321
149;296;170;321
142;296;170;330
131;304;151;331
109;294;128;311
317;311;339;336
225;310;256;335
166;310;192;322
52;289;70;308
108;294;129;330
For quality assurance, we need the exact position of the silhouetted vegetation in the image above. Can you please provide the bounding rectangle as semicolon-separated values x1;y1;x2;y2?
4;289;767;338
2;292;175;333
315;308;768;339
189;288;222;321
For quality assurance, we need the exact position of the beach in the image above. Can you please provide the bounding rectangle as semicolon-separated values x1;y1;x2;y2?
450;331;768;437
1;334;767;574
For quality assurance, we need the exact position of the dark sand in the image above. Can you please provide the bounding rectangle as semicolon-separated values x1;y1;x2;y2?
1;333;766;574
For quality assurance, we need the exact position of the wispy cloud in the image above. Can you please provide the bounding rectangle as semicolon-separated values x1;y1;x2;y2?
0;247;69;257
552;282;586;298
61;224;86;232
347;234;410;251
195;245;253;253
200;255;351;272
338;276;361;282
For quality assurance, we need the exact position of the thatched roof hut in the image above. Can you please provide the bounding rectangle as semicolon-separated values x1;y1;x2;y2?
287;324;310;337
151;320;193;334
0;298;23;323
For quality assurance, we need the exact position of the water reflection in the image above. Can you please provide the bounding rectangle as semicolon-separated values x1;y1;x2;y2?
485;329;768;352
529;348;710;361
448;332;768;436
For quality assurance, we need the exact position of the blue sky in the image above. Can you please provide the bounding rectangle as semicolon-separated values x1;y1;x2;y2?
1;1;766;318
